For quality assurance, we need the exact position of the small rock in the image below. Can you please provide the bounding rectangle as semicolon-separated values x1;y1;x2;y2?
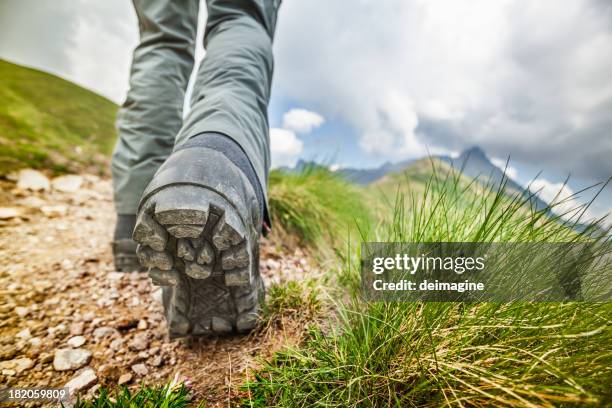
151;288;163;304
0;207;22;220
16;328;31;340
82;312;95;322
150;355;163;367
15;306;29;318
29;337;42;347
39;352;53;364
64;367;97;395
18;196;46;209
131;363;148;376
137;320;148;330
70;322;84;336
0;358;34;374
67;336;86;348
109;338;124;351
51;175;83;193
53;348;92;371
92;326;117;340
82;174;101;185
17;169;50;191
41;205;68;218
129;333;148;351
107;272;124;281
118;373;133;385
48;323;67;337
2;369;16;376
265;259;280;270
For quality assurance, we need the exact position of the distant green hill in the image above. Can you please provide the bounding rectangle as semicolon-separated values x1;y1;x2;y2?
0;59;117;175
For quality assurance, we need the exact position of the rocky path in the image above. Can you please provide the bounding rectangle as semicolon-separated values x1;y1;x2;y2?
0;170;319;406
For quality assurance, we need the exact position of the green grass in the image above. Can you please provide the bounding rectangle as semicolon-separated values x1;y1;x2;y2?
268;166;372;248
70;380;200;408
242;162;612;407
0;59;117;175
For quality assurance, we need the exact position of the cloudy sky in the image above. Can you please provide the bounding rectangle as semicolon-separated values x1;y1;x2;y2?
0;0;610;219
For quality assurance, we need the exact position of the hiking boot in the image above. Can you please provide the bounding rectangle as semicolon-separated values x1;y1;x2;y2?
132;134;264;337
112;214;145;272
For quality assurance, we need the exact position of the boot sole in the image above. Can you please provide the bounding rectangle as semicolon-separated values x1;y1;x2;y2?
133;184;262;337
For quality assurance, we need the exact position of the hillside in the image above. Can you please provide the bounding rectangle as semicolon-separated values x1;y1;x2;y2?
0;59;117;175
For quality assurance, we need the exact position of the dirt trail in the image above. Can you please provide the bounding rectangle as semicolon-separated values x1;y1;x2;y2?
0;174;318;406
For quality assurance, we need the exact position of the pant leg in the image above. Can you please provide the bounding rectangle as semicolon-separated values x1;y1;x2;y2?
174;0;281;215
112;0;199;215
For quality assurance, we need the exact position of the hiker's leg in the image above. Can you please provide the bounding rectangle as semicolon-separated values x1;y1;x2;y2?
111;0;199;216
132;0;281;336
110;0;198;271
174;0;281;221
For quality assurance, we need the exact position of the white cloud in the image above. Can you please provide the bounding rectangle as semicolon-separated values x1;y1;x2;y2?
329;164;341;172
273;0;612;179
529;178;593;221
282;108;325;134
491;158;519;180
269;128;303;168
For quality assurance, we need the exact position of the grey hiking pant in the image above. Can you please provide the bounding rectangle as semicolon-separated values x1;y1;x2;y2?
111;0;279;216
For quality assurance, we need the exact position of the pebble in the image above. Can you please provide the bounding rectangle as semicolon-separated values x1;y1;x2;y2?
92;326;118;340
150;355;163;367
109;338;124;351
67;336;86;348
151;288;163;304
129;333;148;351
15;306;29;318
17;169;50;191
0;207;22;220
64;367;97;395
48;323;67;337
0;358;34;374
70;322;85;336
53;348;92;371
82;312;95;322
265;259;280;270
137;320;148;330
118;373;133;385
29;337;42;347
51;175;83;193
41;205;68;218
131;363;148;376
16;328;31;340
39;352;53;364
17;196;46;209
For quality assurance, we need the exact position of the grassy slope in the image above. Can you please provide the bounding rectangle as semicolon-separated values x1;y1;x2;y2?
0;59;117;175
244;160;612;407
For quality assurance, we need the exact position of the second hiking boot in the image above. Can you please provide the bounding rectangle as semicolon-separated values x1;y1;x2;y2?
133;137;264;337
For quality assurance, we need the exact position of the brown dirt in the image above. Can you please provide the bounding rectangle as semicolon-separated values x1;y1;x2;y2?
0;175;322;406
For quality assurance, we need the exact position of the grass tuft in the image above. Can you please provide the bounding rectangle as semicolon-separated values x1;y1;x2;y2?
243;160;612;407
70;380;200;408
268;166;372;247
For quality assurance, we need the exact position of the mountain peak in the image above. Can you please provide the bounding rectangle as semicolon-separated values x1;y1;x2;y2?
460;146;488;160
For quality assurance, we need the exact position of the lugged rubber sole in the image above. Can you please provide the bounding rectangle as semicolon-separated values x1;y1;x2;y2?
133;185;263;338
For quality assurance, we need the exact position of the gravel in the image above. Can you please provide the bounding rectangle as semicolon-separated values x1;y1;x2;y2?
53;348;92;371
